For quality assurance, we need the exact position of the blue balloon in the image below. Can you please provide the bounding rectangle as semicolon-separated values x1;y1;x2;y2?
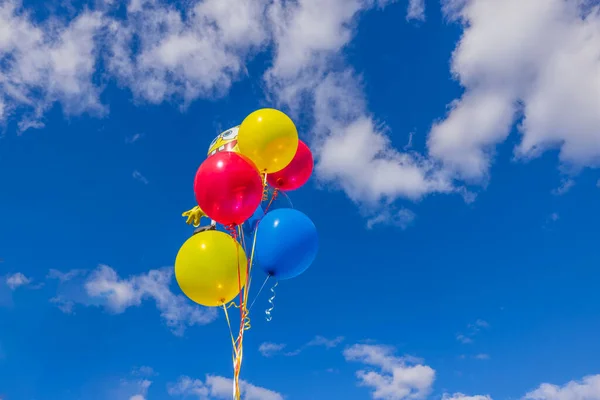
254;209;318;280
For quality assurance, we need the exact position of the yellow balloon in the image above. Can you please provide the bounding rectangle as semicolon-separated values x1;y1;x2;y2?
237;108;299;173
175;230;247;307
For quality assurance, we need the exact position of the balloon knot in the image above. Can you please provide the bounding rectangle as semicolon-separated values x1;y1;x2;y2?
224;224;238;238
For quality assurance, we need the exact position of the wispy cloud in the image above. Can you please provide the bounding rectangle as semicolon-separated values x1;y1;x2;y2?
49;296;76;314
168;375;283;400
552;178;575;196
474;353;490;360
47;269;85;282
132;170;149;185
366;208;416;230
49;265;217;335
132;366;157;377
126;133;143;144
306;335;345;348
456;334;473;345
456;319;490;344
259;335;345;358
258;342;287;358
443;394;492;400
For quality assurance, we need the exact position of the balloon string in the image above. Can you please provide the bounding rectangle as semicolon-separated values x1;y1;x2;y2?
263;188;279;213
239;225;248;257
222;305;237;356
225;301;252;331
244;217;261;306
248;275;270;311
265;281;278;322
238;226;251;291
229;218;261;399
230;226;245;400
222;301;242;400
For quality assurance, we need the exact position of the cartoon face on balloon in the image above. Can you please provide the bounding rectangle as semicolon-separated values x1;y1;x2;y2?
208;126;240;157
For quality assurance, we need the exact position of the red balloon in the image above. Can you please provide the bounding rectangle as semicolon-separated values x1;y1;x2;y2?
267;140;313;191
194;152;263;226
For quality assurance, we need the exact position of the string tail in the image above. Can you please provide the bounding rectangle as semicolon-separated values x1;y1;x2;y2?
265;281;279;322
261;173;269;201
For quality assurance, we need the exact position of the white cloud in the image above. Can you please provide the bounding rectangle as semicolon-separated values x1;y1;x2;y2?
2;0;270;124
5;272;31;290
51;265;217;335
407;0;425;21
430;0;600;181
264;1;460;214
168;374;284;400
344;344;435;400
474;353;490;360
0;1;105;130
1;0;447;222
315;113;454;204
105;0;269;106
3;0;598;227
266;0;365;84
524;374;600;400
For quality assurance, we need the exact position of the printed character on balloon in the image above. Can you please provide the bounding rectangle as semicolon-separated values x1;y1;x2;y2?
208;126;240;156
181;126;242;231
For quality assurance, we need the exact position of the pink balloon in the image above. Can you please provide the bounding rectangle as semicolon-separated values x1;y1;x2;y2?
267;140;313;191
194;152;263;226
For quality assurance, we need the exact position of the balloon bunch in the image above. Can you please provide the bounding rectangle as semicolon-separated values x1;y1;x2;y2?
174;109;318;400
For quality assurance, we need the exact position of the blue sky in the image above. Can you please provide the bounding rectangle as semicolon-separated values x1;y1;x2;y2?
1;0;600;399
